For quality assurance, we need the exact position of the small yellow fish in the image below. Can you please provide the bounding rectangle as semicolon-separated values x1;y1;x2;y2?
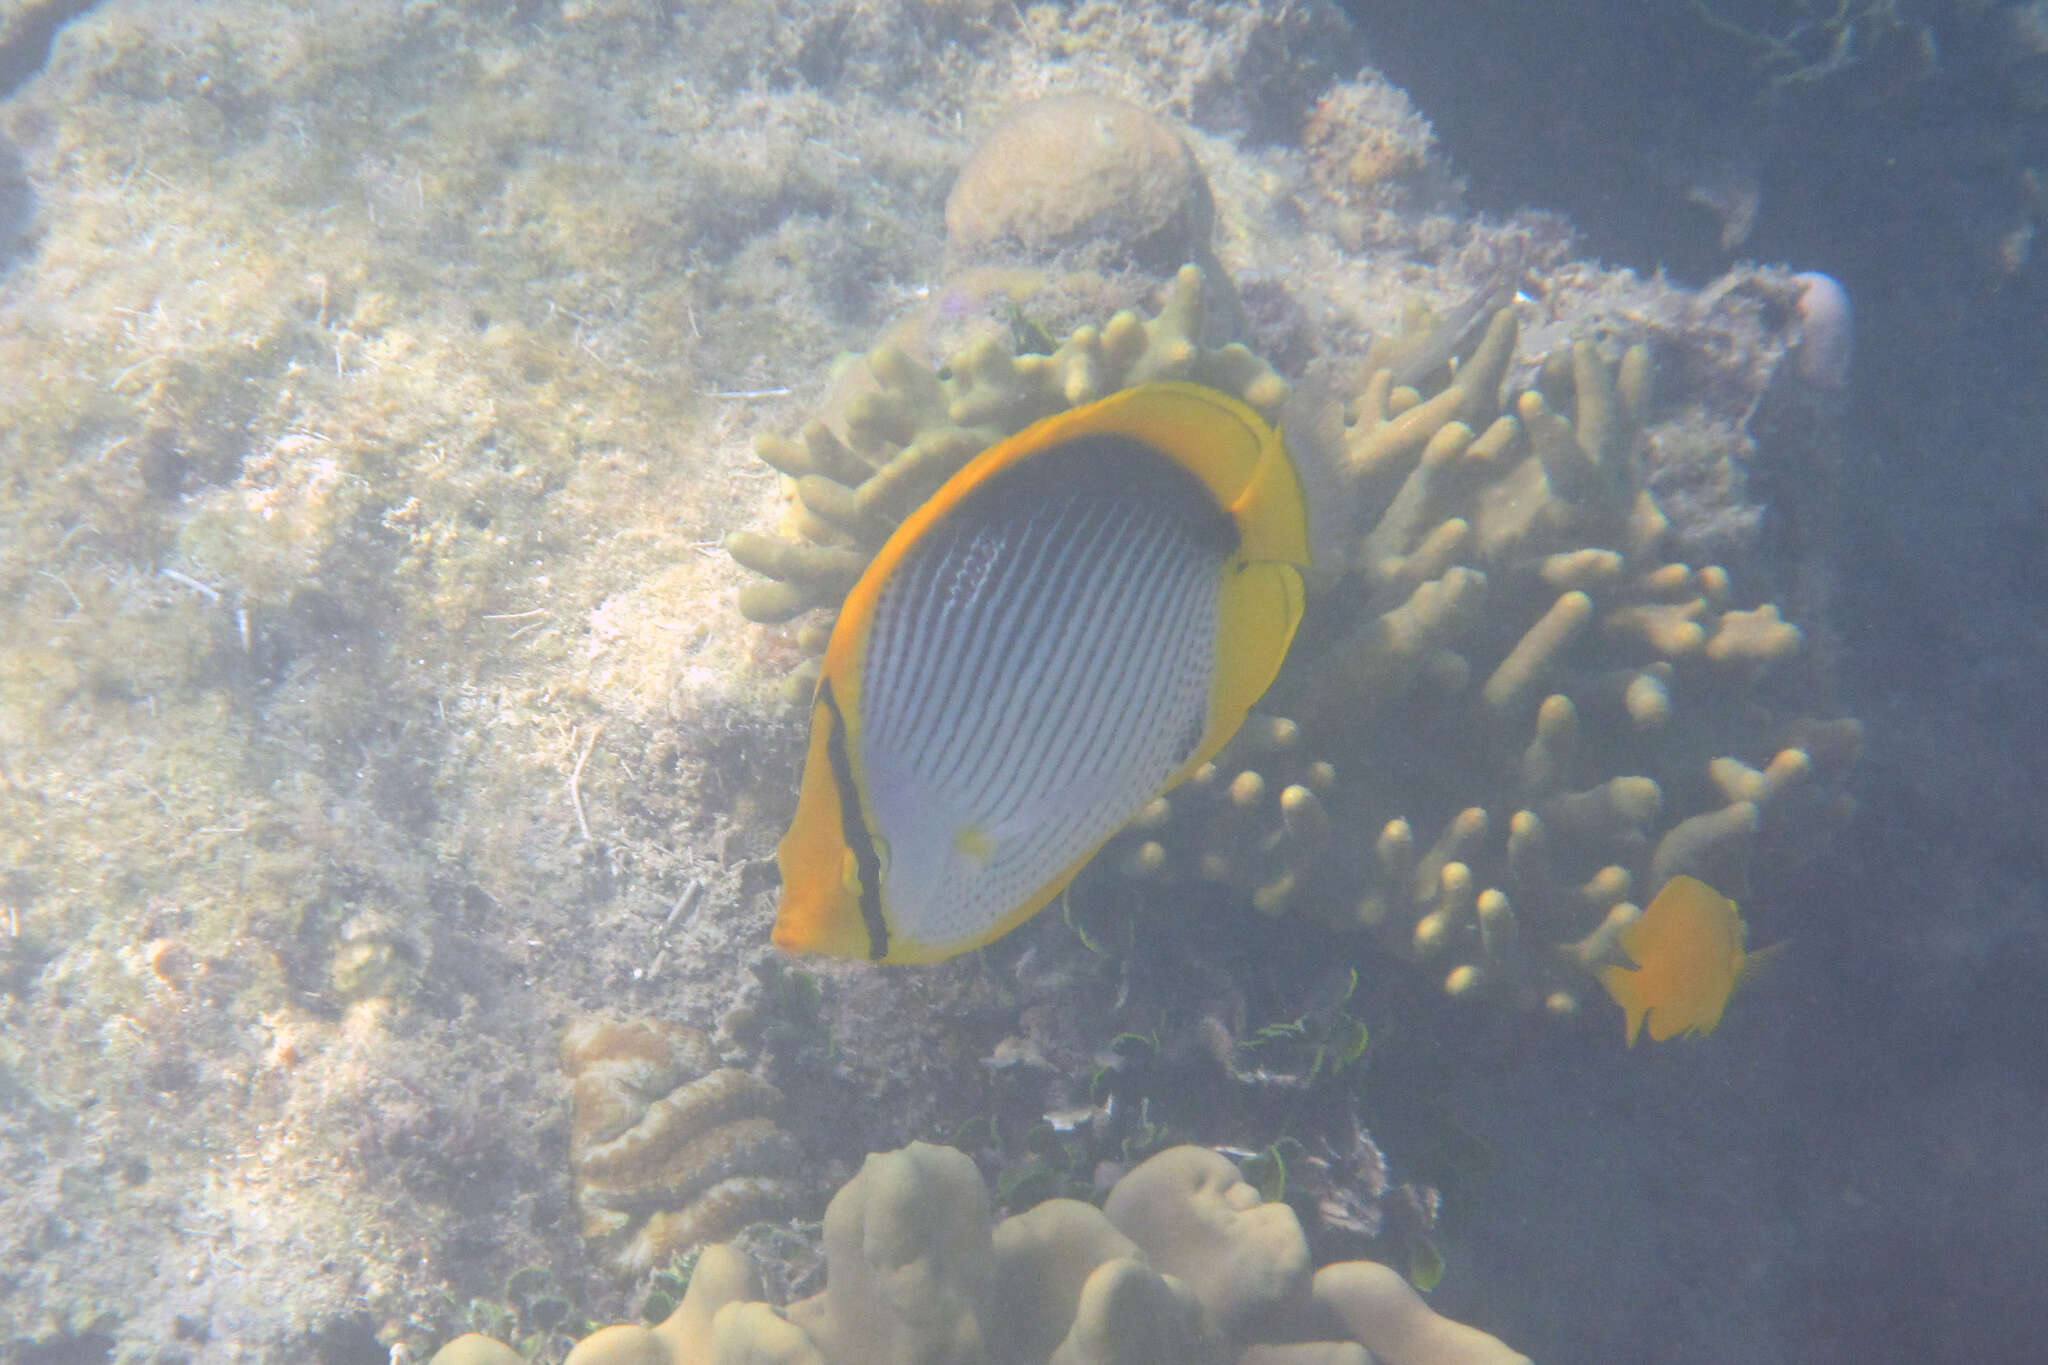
773;382;1311;964
1598;875;1782;1045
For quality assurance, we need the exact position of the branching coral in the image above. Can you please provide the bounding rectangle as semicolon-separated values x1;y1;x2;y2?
1114;302;1858;1012
431;1141;1528;1365
563;1016;808;1275
728;269;1857;1017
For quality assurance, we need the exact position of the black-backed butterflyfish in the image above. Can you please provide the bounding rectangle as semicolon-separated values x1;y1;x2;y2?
772;382;1312;964
1597;875;1785;1045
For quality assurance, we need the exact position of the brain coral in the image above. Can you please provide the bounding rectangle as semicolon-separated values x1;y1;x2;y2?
727;267;1857;1017
431;1141;1528;1365
563;1015;808;1274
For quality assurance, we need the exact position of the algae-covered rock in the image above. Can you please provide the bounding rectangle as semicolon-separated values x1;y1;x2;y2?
946;95;1214;275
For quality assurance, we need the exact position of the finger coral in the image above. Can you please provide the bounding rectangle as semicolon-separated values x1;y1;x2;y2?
730;270;1858;1016
431;1142;1528;1365
1111;303;1860;1013
563;1016;808;1275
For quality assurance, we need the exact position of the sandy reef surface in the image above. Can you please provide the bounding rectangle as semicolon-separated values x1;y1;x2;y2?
0;2;1849;1360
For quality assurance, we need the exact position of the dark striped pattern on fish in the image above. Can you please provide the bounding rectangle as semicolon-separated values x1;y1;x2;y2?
858;437;1231;951
770;381;1311;964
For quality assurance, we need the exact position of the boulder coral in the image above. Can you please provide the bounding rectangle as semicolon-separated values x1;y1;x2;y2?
945;95;1217;278
429;1142;1528;1365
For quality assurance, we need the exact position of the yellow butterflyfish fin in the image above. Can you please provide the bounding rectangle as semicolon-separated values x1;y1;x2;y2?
772;680;883;961
1596;964;1650;1047
1225;417;1313;568
1039;382;1312;570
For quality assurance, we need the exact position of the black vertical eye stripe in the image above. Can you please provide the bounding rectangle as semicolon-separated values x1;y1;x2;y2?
817;679;888;960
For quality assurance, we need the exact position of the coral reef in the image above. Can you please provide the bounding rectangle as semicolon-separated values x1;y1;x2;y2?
726;264;1286;699
959;925;1454;1286
730;265;1858;1013
1299;76;1449;253
0;0;958;1347
564;1015;809;1275
432;1141;1528;1365
0;0;1857;1356
1116;303;1859;1012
